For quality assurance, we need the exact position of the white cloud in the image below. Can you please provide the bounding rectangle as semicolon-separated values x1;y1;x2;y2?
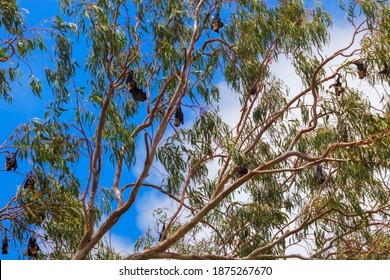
105;232;135;256
216;82;242;128
134;189;175;232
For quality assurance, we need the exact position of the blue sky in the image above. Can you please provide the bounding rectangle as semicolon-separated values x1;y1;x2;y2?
0;0;358;260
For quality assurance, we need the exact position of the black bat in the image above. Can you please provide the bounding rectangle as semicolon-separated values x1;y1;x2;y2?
39;211;46;222
174;106;184;127
24;173;36;190
2;234;9;255
5;151;18;171
126;70;137;92
314;164;325;184
126;70;147;102
378;63;389;77
237;165;248;177
159;223;166;242
333;74;345;96
27;236;40;259
211;10;224;33
353;60;367;79
131;87;147;102
250;84;258;95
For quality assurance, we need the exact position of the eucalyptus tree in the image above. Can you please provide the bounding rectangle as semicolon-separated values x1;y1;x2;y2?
0;0;389;260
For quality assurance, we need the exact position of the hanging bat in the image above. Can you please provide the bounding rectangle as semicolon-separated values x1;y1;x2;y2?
126;70;147;102
237;165;248;177
131;88;147;102
250;84;258;95
314;164;325;184
2;234;9;255
211;10;224;33
24;173;36;190
126;70;137;92
378;63;389;77
27;236;39;259
159;223;166;242
174;106;184;127
352;60;367;79
333;74;345;96
5;151;18;171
